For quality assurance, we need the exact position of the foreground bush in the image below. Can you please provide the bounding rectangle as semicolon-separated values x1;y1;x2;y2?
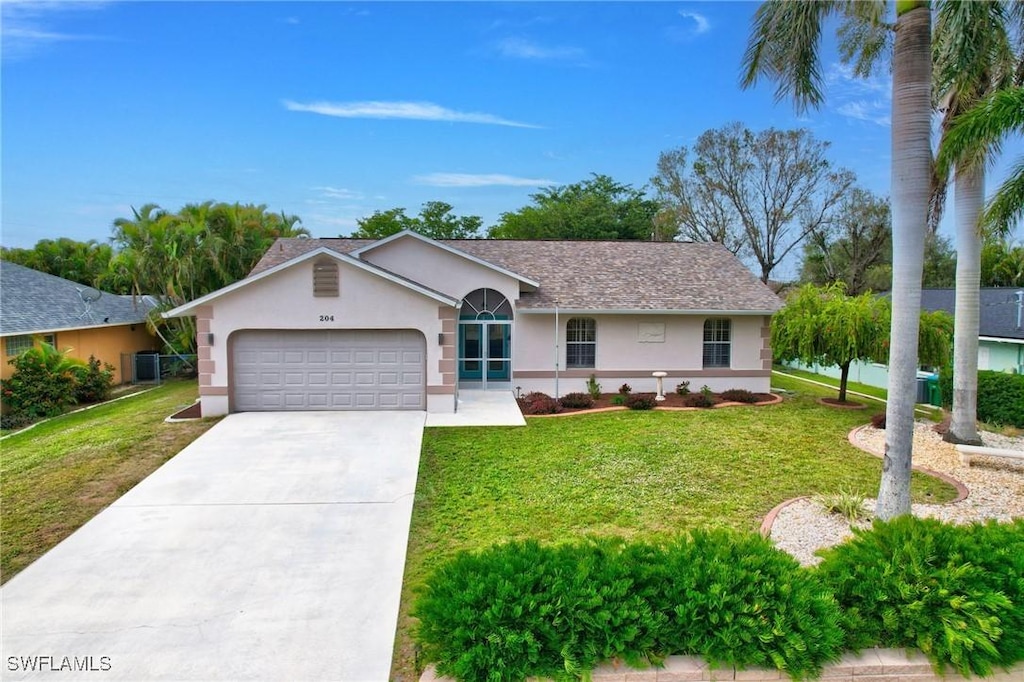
817;516;1024;676
625;393;657;410
415;533;845;681
719;388;757;403
1;344;86;420
558;392;594;409
976;371;1024;427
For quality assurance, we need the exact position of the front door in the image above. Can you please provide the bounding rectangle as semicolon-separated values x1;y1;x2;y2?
458;321;511;385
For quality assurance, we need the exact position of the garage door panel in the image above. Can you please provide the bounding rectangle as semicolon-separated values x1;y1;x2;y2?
232;330;425;412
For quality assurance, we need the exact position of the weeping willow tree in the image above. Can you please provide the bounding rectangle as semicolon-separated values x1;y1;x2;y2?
772;283;952;404
110;202;307;353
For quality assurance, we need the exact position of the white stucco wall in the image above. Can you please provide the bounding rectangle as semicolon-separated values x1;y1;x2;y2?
512;313;770;395
360;236;522;304
201;257;454;414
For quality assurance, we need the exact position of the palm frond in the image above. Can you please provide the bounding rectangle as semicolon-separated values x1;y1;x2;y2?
983;157;1024;234
935;86;1024;179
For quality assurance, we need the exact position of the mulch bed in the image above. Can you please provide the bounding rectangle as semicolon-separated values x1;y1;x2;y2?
816;397;868;409
525;391;778;415
167;401;202;420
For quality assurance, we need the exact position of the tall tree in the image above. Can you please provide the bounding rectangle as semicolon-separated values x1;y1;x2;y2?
1;238;122;291
488;174;660;241
981;238;1024;286
650;146;735;249
653;124;853;284
352;201;482;240
110;202;307;352
801;188;892;295
932;0;1018;446
743;0;933;520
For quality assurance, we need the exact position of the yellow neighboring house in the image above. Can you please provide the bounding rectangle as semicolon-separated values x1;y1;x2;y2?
0;260;159;384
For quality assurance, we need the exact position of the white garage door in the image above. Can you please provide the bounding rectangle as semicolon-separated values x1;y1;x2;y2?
231;330;426;411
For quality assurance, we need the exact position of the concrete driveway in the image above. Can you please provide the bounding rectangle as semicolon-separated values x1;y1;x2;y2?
1;411;425;681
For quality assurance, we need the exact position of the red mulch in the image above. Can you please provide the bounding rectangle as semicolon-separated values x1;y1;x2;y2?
168;401;202;420
817;397;868;409
543;391;776;414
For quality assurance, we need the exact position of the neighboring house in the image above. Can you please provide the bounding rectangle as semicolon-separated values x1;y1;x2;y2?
164;230;783;416
0;260;158;384
785;287;1024;388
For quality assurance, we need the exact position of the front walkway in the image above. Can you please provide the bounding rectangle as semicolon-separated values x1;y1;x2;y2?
425;389;525;427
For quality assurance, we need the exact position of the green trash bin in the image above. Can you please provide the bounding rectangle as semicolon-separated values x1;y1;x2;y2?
926;376;941;406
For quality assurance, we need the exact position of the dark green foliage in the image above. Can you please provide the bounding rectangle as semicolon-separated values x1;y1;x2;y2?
675;381;691;396
611;395;626;406
720;389;757;403
1;344;85;420
618;383;632;395
414;534;846;681
816;516;1024;676
976;371;1024;427
558;392;594;409
519;392;562;415
683;393;715;408
586;375;602;400
625;394;657;410
74;356;115;404
938;364;954;409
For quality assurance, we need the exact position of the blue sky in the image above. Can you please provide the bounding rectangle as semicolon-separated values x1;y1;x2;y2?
2;1;1020;276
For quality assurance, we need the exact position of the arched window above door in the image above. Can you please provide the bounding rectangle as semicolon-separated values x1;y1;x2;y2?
460;288;513;320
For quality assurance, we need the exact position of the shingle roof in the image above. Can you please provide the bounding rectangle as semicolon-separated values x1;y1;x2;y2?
920;288;1024;341
251;237;783;313
0;260;156;335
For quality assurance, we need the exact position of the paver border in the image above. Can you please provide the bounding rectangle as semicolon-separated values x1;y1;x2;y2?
525;393;782;418
847;424;969;503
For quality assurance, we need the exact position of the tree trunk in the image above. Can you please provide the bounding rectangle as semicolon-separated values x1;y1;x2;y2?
839;361;851;403
945;166;984;445
876;2;931;521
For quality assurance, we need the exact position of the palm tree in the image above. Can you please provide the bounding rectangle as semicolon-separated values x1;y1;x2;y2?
743;0;932;519
932;1;1018;446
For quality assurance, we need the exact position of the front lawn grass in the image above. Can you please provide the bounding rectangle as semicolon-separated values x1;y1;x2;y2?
0;380;216;583
390;379;958;680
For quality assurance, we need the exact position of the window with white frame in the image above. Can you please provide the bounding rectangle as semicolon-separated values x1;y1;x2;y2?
702;319;731;368
566;318;596;368
5;335;34;357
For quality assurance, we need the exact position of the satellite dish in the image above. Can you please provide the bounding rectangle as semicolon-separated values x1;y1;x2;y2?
77;287;102;321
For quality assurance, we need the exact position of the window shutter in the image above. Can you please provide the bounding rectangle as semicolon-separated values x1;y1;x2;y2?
313;260;339;297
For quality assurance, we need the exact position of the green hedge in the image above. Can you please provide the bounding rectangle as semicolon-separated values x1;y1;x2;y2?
415;520;1024;682
816;516;1024;677
976;371;1024;427
414;532;844;681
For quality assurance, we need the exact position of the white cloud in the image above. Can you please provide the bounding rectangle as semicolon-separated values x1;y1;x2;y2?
825;62;892;127
312;186;364;200
285;17;300;25
495;37;585;62
282;100;541;129
678;11;710;35
414;173;556;188
2;1;108;59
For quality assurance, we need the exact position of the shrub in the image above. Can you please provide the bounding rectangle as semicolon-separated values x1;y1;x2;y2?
74;355;115;404
586;374;602;400
719;388;756;403
1;344;86;421
976;370;1024;428
559;392;594;409
618;383;633;395
638;530;845;677
938;364;953;409
518;392;562;415
870;412;886;429
676;381;691;396
816;516;1024;676
611;394;626;406
682;393;714;408
625;393;657;410
415;534;846;681
814;489;869;522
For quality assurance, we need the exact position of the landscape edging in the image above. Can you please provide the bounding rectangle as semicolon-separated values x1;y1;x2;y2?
525;392;782;418
420;649;1024;682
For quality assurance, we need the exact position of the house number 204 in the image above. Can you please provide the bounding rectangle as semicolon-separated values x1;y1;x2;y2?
319;315;335;322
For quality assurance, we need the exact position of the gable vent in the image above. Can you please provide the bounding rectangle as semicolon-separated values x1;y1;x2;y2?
313;259;339;297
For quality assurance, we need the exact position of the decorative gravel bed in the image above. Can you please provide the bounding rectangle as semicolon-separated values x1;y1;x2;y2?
770;421;1024;566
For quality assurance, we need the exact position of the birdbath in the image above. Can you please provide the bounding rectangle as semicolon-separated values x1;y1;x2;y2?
652;371;668;401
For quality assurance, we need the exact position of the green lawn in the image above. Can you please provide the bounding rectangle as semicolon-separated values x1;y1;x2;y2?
0;380;216;583
390;377;958;680
773;365;944;420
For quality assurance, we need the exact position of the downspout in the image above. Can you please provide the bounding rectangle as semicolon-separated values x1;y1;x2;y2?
554;301;560;399
454;301;462;412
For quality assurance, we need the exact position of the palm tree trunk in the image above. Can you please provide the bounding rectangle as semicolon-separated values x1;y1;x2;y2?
876;2;931;521
839;361;851;403
946;166;984;445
